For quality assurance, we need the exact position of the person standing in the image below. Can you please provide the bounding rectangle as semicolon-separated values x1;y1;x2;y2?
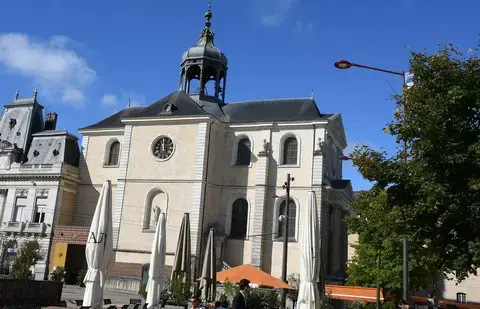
232;279;250;309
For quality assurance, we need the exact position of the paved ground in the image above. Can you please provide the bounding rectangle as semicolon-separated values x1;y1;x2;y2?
62;284;144;307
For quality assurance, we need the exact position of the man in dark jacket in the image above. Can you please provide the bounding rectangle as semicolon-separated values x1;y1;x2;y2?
232;279;250;309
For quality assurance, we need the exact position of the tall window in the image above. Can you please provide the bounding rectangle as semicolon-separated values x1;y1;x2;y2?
282;137;298;165
230;198;248;239
457;293;467;304
34;197;47;223
236;138;251;166
13;197;27;222
107;141;120;166
277;199;296;239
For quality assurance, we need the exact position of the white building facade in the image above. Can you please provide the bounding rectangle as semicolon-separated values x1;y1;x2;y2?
73;7;354;291
0;92;80;280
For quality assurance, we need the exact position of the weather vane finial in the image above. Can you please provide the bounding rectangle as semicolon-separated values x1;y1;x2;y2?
33;88;38;100
205;0;212;26
14;90;19;101
128;97;131;108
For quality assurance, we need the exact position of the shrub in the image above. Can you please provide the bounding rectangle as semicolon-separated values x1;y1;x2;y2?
11;240;44;279
159;278;192;306
246;289;280;309
77;269;87;286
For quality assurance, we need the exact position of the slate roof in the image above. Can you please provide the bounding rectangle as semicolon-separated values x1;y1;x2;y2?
26;130;80;166
80;90;332;130
4;96;43;108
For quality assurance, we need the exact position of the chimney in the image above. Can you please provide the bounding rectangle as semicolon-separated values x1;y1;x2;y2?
44;112;58;131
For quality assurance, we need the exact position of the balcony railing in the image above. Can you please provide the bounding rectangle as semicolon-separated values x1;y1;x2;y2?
1;222;25;233
24;222;47;234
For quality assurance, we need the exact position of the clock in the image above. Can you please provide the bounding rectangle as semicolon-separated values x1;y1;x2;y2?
152;136;175;160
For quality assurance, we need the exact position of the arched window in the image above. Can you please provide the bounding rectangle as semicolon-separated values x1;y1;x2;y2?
107;141;120;166
282;137;298;165
277;199;296;239
457;293;467;304
236;138;251;166
230;198;248;239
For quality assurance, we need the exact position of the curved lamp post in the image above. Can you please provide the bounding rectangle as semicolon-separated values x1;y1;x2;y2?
334;59;409;303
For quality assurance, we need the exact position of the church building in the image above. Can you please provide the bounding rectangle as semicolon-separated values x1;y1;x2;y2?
73;6;354;291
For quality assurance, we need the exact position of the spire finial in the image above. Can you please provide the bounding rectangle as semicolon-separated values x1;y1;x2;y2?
128;97;131;108
311;88;315;100
33;88;38;100
14;90;19;101
205;0;213;27
198;0;215;46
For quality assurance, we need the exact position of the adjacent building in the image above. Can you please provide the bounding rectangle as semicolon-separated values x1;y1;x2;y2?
0;91;80;280
70;6;354;292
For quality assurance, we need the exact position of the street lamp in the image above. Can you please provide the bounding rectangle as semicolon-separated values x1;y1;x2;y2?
280;174;294;309
334;59;409;302
334;60;353;69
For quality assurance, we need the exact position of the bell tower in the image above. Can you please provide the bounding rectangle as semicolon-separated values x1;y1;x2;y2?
179;3;228;104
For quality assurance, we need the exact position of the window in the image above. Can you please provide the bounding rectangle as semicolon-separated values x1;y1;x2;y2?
13;197;27;222
282;137;298;165
107;141;120;166
34;197;47;223
457;293;467;304
277;199;296;239
236;138;251;166
230;198;248;239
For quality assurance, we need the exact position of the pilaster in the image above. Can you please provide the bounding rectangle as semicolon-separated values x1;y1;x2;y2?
112;125;133;249
250;139;270;268
190;122;210;257
312;130;328;274
73;135;89;226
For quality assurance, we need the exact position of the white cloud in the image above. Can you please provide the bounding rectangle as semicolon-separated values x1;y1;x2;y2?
0;33;96;107
102;89;145;113
294;20;313;36
257;0;299;26
101;93;119;106
62;88;85;105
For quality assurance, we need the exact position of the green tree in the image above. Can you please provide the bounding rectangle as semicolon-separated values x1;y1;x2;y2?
347;39;480;298
11;240;44;279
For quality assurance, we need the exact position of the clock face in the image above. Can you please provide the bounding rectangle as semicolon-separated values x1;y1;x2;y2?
152;136;174;160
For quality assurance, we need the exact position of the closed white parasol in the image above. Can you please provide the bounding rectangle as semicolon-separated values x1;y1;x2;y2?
82;180;114;309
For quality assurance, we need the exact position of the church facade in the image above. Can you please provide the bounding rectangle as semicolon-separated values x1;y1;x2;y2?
74;7;354;290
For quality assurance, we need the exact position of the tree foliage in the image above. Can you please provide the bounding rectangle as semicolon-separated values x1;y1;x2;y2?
347;38;480;296
11;240;44;279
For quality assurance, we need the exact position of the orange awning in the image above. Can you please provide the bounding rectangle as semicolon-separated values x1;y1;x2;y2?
325;285;384;303
215;264;294;290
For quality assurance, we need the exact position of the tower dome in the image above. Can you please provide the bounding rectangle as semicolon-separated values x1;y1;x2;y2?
179;3;228;103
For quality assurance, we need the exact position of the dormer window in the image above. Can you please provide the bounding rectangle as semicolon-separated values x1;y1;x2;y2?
53;149;59;156
164;103;172;113
9;118;16;129
33;150;39;157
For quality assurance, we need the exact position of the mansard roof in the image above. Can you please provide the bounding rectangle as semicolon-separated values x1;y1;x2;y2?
80;90;333;131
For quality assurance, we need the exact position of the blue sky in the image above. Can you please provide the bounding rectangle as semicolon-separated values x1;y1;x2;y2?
0;0;478;190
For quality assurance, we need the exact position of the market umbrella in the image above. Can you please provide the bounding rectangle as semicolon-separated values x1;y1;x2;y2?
297;191;322;309
146;213;167;308
199;228;216;302
171;213;192;289
83;180;113;309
